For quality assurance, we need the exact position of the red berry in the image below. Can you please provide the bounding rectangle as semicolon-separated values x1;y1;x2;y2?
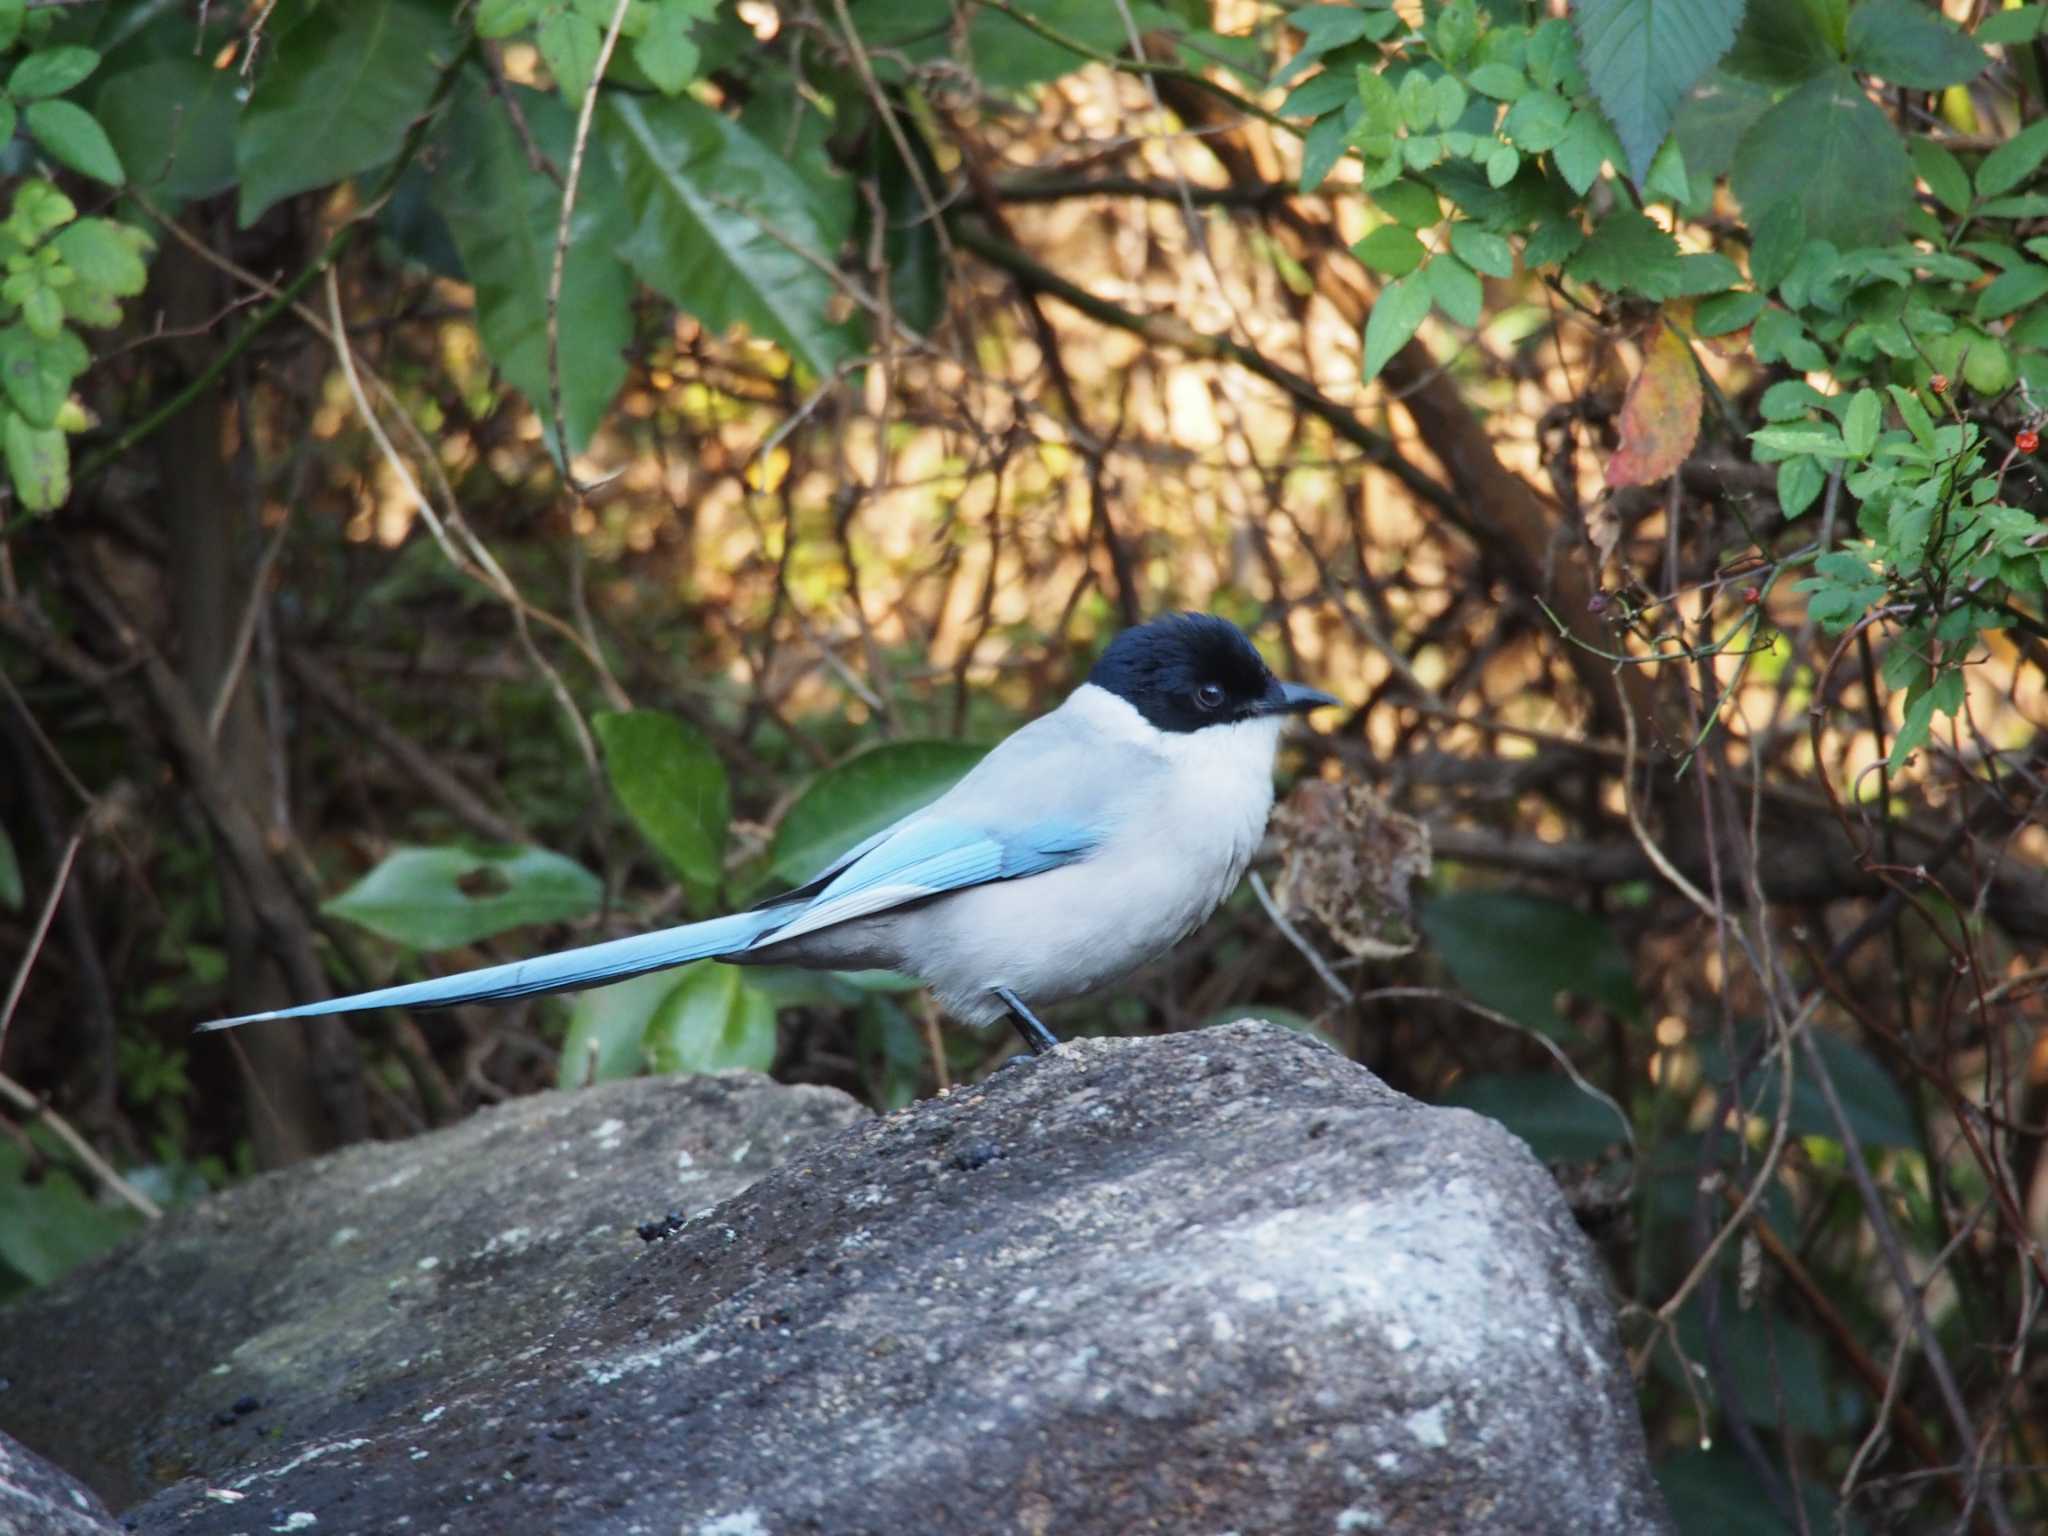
2019;429;2041;454
1742;586;1760;604
1930;374;1950;394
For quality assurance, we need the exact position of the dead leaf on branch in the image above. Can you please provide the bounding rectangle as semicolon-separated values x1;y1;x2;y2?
1270;779;1432;961
1603;318;1702;490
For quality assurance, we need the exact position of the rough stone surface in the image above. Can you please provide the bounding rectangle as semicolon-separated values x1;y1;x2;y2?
0;1072;865;1509
7;1023;1672;1535
0;1431;117;1536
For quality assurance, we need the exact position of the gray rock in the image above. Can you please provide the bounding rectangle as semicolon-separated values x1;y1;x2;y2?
0;1430;118;1536
0;1071;866;1509
10;1023;1672;1535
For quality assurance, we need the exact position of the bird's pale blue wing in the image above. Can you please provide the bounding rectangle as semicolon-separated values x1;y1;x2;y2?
761;816;1103;945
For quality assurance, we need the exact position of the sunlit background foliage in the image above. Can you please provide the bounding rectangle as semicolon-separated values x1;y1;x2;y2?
1;1;2046;1530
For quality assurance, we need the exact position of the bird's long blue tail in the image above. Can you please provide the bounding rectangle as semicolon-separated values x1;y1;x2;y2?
196;908;787;1033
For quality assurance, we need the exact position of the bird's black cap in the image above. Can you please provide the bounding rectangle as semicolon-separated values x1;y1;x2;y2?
1088;613;1338;734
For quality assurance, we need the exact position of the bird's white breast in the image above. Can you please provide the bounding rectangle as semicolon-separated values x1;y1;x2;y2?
909;686;1283;1026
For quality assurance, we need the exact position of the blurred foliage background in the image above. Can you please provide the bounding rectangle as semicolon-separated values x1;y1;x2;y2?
1;1;2046;1531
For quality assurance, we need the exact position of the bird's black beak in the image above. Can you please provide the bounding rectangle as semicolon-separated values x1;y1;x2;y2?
1258;679;1340;717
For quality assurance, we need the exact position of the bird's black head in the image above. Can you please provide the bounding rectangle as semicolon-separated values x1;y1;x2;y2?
1087;613;1338;733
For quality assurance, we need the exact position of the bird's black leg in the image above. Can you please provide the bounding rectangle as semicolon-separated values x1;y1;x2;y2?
993;987;1058;1055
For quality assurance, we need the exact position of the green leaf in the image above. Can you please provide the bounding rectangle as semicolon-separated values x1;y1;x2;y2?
1466;62;1527;100
1975;118;2048;199
1672;251;1741;296
1696;1025;1920;1150
0;323;86;428
0;0;20;53
1442;1072;1628;1160
1552;107;1621;195
1671;69;1772;182
1298;106;1351;193
1484;141;1519;186
537;8;601;103
476;0;538;39
1523;217;1583;268
1751;425;1853;459
1421;890;1640;1037
967;0;1127;90
24;100;123;186
1974;261;2048;321
645;962;778;1075
1979;6;2047;45
0;1136;142;1288
1571;0;1746;184
556;970;671;1087
1722;0;1837;85
2;408;67;510
50;219;147;299
636;0;714;95
1279;69;1358;118
1732;66;1912;248
1502;88;1571;152
434;73;632;457
1747;201;1805;292
1844;0;1987;89
1694;289;1763;336
322;844;603;950
236;0;461;226
1908;137;1971;216
1352;223;1426;276
1372;177;1441;229
1424;252;1482;326
1566;209;1685;299
1431;74;1468;129
1777;454;1825;517
93;58;239;201
1842;388;1880;457
1362;268;1431;382
1760;379;1825;419
593;709;730;887
1657;1447;1852;1534
601;92;862;378
1448;222;1513;278
7;46;99;101
770;739;987;886
1886;382;1936;447
0;823;18;910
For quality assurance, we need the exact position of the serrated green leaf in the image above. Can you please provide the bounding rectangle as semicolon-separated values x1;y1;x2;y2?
1761;379;1825;419
1466;62;1526;101
1723;1;1836;85
1503;88;1571;152
1845;0;1987;89
1733;66;1913;248
593;708;730;886
1298;104;1352;192
1752;425;1854;459
1432;74;1468;129
1352;223;1426;276
237;0;460;226
1485;141;1519;186
1976;118;2048;198
1279;69;1359;119
1523;216;1584;268
537;8;601;103
1424;252;1482;326
1567;209;1686;298
1747;201;1805;292
645;962;778;1075
1370;178;1440;229
434;73;631;457
1552;107;1619;195
1777;454;1825;517
0;0;21;53
2;407;66;510
1572;0;1745;184
602;92;862;378
1671;68;1772;181
322;844;603;950
24;101;123;186
1362;269;1430;382
1672;251;1742;295
771;740;987;886
0;323;86;428
476;0;538;39
1448;222;1513;278
1695;289;1763;336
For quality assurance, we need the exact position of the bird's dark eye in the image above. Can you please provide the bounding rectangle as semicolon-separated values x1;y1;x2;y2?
1194;682;1227;710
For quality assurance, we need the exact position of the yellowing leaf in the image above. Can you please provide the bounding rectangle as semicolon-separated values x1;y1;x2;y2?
1605;322;1702;488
